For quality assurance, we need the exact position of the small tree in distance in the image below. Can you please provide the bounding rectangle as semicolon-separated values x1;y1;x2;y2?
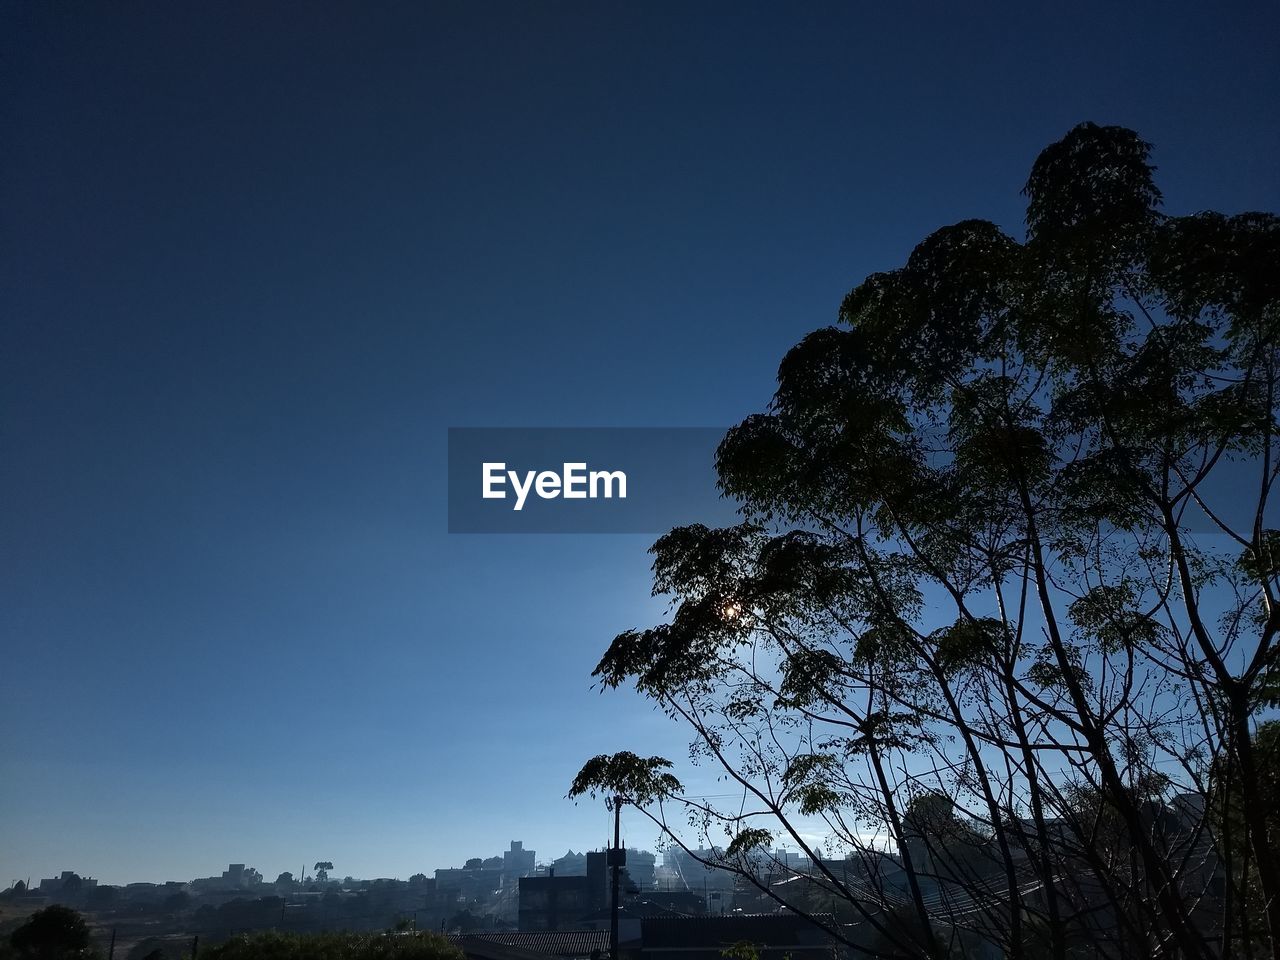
572;123;1280;960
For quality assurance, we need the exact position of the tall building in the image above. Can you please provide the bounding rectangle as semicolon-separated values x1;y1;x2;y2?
502;841;535;886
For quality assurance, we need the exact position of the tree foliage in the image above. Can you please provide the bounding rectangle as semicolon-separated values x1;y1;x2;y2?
201;931;462;960
9;906;95;960
573;123;1280;960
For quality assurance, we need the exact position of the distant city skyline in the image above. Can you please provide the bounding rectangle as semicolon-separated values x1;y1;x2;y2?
4;3;1278;886
11;839;729;890
5;826;670;889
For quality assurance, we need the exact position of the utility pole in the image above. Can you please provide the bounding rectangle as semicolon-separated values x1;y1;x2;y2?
609;796;625;960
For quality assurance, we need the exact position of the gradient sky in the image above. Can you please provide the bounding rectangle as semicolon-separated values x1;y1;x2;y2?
3;2;1279;886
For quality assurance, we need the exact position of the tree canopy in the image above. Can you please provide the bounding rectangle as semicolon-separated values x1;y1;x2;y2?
9;906;95;960
201;932;461;960
572;123;1280;960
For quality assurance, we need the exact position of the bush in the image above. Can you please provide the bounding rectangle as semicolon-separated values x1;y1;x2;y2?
202;931;463;960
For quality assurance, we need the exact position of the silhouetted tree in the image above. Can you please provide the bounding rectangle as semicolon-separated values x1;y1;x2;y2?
573;123;1280;960
445;910;484;934
1214;718;1280;956
10;906;95;960
201;931;461;960
313;862;333;884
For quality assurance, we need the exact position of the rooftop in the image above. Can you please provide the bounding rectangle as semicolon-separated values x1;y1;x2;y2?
446;930;610;959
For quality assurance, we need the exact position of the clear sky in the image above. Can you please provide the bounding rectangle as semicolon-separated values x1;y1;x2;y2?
3;2;1278;886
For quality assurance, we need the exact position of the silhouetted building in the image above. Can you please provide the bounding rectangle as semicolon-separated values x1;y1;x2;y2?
437;863;504;902
636;891;706;917
518;874;599;931
221;864;262;888
657;849;735;896
625;849;656;889
548;851;588;877
638;914;837;960
37;872;97;895
503;842;536;886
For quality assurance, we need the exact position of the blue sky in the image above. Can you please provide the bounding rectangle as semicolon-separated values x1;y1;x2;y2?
2;2;1278;885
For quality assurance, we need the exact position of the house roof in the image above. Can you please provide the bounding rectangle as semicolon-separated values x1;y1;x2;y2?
448;936;565;960
640;913;838;949
447;930;610;959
